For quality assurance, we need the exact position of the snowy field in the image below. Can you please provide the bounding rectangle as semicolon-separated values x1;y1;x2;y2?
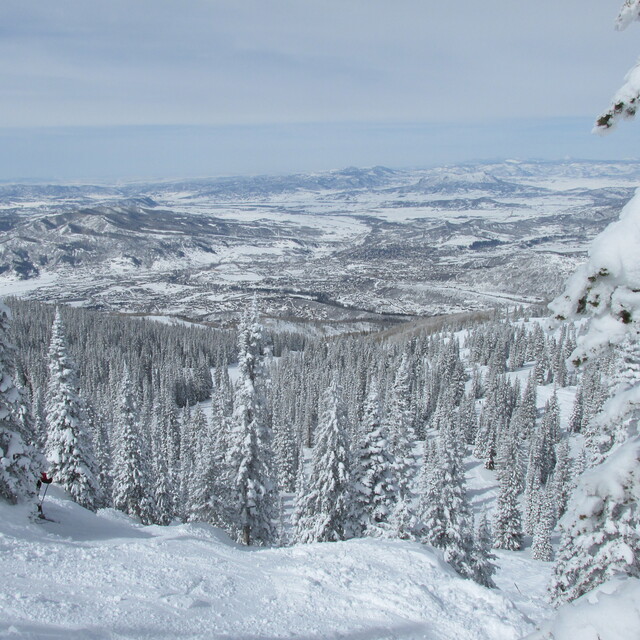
0;490;544;640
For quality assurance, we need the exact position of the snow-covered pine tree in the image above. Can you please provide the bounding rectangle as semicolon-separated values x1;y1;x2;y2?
474;374;511;469
14;379;35;455
430;384;456;434
470;366;484;400
531;486;555;562
420;416;476;580
529;323;546;364
437;337;466;404
457;390;479;445
290;446;308;538
551;439;572;520
583;335;640;465
523;462;542;537
579;363;608;442
384;354;417;505
31;386;46;448
574;447;587;478
548;2;640;602
354;378;396;534
87;405;112;504
183;403;208;518
471;511;497;588
386;493;418;540
493;425;523;551
550;441;640;604
612;334;640;392
187;391;235;529
539;391;560;484
508;325;527;371
568;386;584;433
517;373;537;440
111;365;155;524
177;404;194;519
45;308;102;511
157;388;182;500
551;336;568;387
0;301;35;504
188;439;227;528
228;298;279;546
272;409;299;494
293;379;356;543
152;454;175;526
549;356;640;602
523;393;560;534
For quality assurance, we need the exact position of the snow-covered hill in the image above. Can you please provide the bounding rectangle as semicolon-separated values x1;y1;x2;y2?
0;489;537;640
410;169;543;196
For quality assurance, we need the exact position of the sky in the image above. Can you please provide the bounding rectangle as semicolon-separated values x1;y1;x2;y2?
1;0;639;181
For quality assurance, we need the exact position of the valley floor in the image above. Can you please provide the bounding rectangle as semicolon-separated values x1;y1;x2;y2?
0;489;551;640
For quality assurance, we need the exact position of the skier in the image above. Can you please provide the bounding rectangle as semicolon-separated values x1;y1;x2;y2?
36;472;53;518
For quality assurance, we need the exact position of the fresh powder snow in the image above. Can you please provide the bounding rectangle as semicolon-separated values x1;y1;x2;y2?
0;489;535;640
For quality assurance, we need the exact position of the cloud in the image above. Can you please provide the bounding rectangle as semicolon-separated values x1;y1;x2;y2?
1;1;639;180
1;0;638;128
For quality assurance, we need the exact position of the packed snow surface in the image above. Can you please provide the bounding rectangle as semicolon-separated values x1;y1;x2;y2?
0;489;535;640
525;577;640;640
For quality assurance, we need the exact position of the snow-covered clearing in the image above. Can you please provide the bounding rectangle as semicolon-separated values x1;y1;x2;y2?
0;273;59;298
0;490;537;640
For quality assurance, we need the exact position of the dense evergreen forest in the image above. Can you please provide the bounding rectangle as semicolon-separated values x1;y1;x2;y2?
2;294;628;604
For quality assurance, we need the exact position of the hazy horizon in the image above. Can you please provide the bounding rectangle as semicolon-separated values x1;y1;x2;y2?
2;1;639;181
2;117;639;183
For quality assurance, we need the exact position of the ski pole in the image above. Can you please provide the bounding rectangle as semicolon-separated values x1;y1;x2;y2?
39;482;50;509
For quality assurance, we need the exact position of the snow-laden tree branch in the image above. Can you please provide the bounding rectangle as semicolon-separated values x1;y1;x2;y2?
594;61;640;133
616;0;640;31
594;1;640;132
550;189;640;363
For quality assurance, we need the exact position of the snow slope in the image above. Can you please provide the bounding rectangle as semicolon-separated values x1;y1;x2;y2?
0;488;535;640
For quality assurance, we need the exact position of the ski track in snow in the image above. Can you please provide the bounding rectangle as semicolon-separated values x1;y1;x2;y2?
0;490;537;640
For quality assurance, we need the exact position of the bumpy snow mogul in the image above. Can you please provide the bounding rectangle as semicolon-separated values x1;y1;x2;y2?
532;1;640;636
